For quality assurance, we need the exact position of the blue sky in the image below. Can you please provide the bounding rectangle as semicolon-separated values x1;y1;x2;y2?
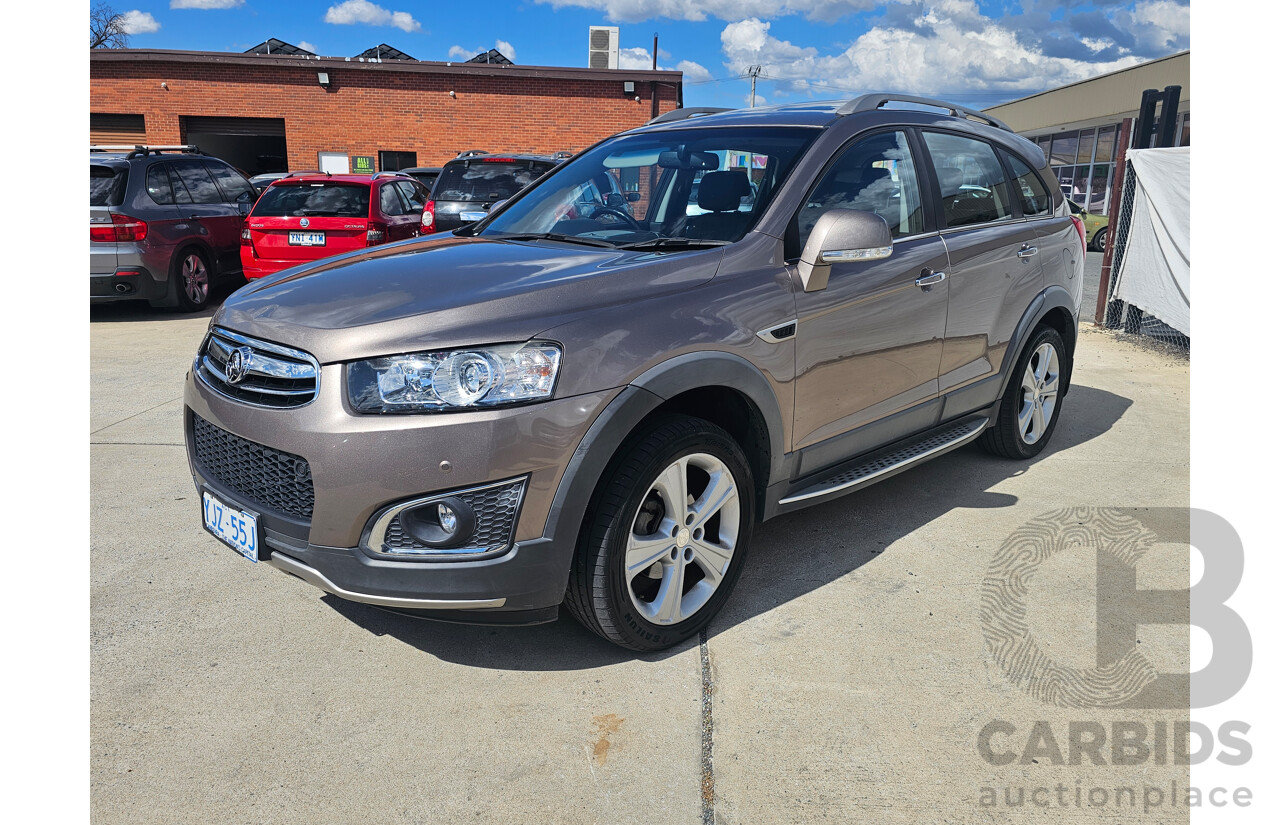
111;1;1190;109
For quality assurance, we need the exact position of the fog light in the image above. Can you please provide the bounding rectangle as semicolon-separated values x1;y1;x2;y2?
437;503;458;535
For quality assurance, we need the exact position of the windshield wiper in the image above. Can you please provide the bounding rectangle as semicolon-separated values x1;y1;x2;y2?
490;232;620;249
616;237;731;251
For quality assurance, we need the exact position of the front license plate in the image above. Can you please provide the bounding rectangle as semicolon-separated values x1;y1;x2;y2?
202;491;260;562
288;231;326;246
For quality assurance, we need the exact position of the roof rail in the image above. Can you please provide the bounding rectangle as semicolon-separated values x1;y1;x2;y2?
372;171;408;179
90;144;203;159
284;170;324;177
552;151;573;160
837;94;1012;131
455;149;489;159
646;107;732;126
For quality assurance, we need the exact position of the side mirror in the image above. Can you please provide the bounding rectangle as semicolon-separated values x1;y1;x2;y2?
626;192;641;203
797;209;892;292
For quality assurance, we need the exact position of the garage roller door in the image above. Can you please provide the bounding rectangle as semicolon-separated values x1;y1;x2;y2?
183;116;286;137
90;113;145;145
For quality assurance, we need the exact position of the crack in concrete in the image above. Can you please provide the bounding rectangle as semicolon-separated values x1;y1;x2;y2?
90;396;182;435
700;628;715;824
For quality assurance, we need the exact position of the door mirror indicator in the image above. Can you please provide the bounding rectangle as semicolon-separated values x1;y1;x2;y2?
797;209;893;292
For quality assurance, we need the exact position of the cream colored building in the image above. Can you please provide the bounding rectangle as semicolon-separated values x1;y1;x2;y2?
984;50;1189;215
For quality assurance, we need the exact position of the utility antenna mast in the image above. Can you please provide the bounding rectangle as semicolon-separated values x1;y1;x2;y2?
748;65;763;107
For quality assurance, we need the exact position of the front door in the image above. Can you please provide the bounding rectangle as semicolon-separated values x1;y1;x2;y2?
790;130;948;463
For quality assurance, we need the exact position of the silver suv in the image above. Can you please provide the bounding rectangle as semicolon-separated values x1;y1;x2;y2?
185;95;1085;650
91;146;256;311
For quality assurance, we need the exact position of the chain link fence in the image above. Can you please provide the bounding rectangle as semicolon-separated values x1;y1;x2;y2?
1101;158;1190;351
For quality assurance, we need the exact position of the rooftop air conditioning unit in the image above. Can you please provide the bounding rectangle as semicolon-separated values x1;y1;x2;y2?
588;26;619;69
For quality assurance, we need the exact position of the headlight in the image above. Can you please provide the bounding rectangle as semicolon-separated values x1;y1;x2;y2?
347;342;561;413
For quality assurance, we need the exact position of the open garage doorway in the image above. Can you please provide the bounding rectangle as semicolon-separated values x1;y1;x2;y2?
181;116;287;176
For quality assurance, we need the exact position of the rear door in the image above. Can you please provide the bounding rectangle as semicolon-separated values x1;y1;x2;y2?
1006;150;1082;312
376;181;419;241
920;131;1044;400
246;181;372;261
169;158;242;275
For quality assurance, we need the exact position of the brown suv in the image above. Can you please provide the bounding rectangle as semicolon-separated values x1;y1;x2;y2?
185;95;1085;651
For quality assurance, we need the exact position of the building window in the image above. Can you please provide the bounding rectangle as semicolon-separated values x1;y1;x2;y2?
1177;113;1191;146
1050;132;1079;167
378;150;417;171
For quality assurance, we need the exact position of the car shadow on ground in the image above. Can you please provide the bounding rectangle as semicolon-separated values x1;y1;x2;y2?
89;279;245;324
320;384;1133;670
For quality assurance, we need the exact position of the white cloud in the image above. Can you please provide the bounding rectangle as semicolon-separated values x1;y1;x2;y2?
1129;0;1191;54
617;47;712;82
324;0;421;33
719;5;1144;100
448;41;518;61
537;0;885;23
170;0;244;8
298;41;318;53
120;10;161;34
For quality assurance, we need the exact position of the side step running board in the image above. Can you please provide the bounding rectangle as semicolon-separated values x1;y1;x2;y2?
779;417;988;506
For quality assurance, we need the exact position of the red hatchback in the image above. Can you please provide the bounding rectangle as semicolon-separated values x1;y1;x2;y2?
241;172;430;279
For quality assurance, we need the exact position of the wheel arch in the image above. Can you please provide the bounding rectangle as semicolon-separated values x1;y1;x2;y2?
997;286;1078;400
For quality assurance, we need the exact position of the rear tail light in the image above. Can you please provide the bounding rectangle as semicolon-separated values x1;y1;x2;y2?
1070;215;1086;251
421;200;436;233
367;221;388;245
90;213;148;243
240;227;253;246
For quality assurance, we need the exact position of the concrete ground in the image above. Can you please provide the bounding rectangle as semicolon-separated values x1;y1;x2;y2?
91;293;1189;824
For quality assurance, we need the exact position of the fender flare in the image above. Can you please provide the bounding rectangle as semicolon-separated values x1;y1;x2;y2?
541;352;787;554
996;285;1079;399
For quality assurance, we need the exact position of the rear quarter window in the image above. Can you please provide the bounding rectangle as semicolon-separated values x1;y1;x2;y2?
251;183;371;218
90;165;128;207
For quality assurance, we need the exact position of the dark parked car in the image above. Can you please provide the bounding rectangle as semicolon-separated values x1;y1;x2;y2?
422;152;560;234
248;172;289;197
91;145;256;311
399;166;442;196
186;95;1084;650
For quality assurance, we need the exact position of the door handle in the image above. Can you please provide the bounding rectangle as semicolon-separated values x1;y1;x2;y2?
1017;245;1039;258
915;270;946;288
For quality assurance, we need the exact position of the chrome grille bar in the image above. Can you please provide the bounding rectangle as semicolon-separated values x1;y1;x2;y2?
196;327;320;409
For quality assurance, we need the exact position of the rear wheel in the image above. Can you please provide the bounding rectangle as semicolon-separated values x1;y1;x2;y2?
173;249;211;312
1091;227;1108;253
979;325;1067;459
565;414;755;651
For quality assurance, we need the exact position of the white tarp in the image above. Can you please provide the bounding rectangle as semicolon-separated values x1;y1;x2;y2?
1111;147;1190;336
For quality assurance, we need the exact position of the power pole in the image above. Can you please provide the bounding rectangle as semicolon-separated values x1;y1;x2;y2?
748;65;763;107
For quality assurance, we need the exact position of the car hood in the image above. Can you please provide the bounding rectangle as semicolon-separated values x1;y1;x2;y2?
216;235;724;364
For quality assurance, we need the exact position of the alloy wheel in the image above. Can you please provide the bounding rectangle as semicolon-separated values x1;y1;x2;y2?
1018;342;1060;444
182;253;209;305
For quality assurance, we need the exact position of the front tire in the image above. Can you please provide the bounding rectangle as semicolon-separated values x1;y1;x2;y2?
979;325;1067;459
1090;227;1108;253
565;414;755;651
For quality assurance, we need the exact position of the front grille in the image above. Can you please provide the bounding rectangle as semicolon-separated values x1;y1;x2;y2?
196;327;319;409
191;413;314;520
375;479;525;557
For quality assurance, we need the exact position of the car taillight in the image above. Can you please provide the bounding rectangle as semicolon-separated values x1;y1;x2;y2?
91;213;148;243
241;227;253;246
367;221;388;245
421;200;436;233
1070;215;1086;251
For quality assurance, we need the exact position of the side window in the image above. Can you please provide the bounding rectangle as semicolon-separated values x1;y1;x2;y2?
167;163;193;204
395;180;425;211
795;130;924;251
922;132;1013;228
205;161;255;203
379;183;408;216
145;164;175;205
1002;151;1052;217
170;161;223;204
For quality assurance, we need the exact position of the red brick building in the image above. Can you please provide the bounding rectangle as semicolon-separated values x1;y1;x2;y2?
90;48;684;175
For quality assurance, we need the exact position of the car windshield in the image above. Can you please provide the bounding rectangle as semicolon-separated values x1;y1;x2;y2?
251;182;371;217
477;126;817;247
434;160;553;202
90;164;128;207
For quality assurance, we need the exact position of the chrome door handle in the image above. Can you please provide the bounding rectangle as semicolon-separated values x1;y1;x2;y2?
1017;245;1039;258
915;271;946;288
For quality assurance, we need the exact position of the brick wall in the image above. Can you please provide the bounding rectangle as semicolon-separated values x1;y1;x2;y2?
90;56;681;170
